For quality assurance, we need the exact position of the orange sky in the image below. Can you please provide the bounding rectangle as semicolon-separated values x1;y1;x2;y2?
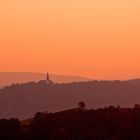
0;0;140;80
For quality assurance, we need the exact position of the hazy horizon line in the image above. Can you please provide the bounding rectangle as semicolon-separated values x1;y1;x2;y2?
0;71;140;81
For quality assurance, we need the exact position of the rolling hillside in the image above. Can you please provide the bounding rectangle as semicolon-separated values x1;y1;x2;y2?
0;79;140;119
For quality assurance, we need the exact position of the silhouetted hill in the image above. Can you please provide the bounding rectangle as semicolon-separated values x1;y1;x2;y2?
1;80;140;119
0;72;91;88
126;78;140;84
2;106;140;140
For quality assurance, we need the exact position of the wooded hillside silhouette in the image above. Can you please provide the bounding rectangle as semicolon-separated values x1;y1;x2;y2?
1;79;140;119
1;106;140;140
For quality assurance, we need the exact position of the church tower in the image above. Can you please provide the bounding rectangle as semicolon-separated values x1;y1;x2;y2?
46;72;53;84
46;72;50;81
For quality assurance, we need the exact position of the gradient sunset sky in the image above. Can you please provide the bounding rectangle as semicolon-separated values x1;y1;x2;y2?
0;0;140;80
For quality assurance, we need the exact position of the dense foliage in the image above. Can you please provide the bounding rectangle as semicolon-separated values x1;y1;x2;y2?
1;105;140;140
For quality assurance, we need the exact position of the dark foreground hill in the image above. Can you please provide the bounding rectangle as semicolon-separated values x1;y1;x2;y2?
1;106;140;140
1;80;140;119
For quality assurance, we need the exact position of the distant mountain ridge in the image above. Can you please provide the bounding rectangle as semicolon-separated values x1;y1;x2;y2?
0;72;92;88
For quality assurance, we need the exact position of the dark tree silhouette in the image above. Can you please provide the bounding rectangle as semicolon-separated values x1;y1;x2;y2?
78;101;86;110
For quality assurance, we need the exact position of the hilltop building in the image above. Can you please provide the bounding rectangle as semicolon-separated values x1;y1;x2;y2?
45;72;53;84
